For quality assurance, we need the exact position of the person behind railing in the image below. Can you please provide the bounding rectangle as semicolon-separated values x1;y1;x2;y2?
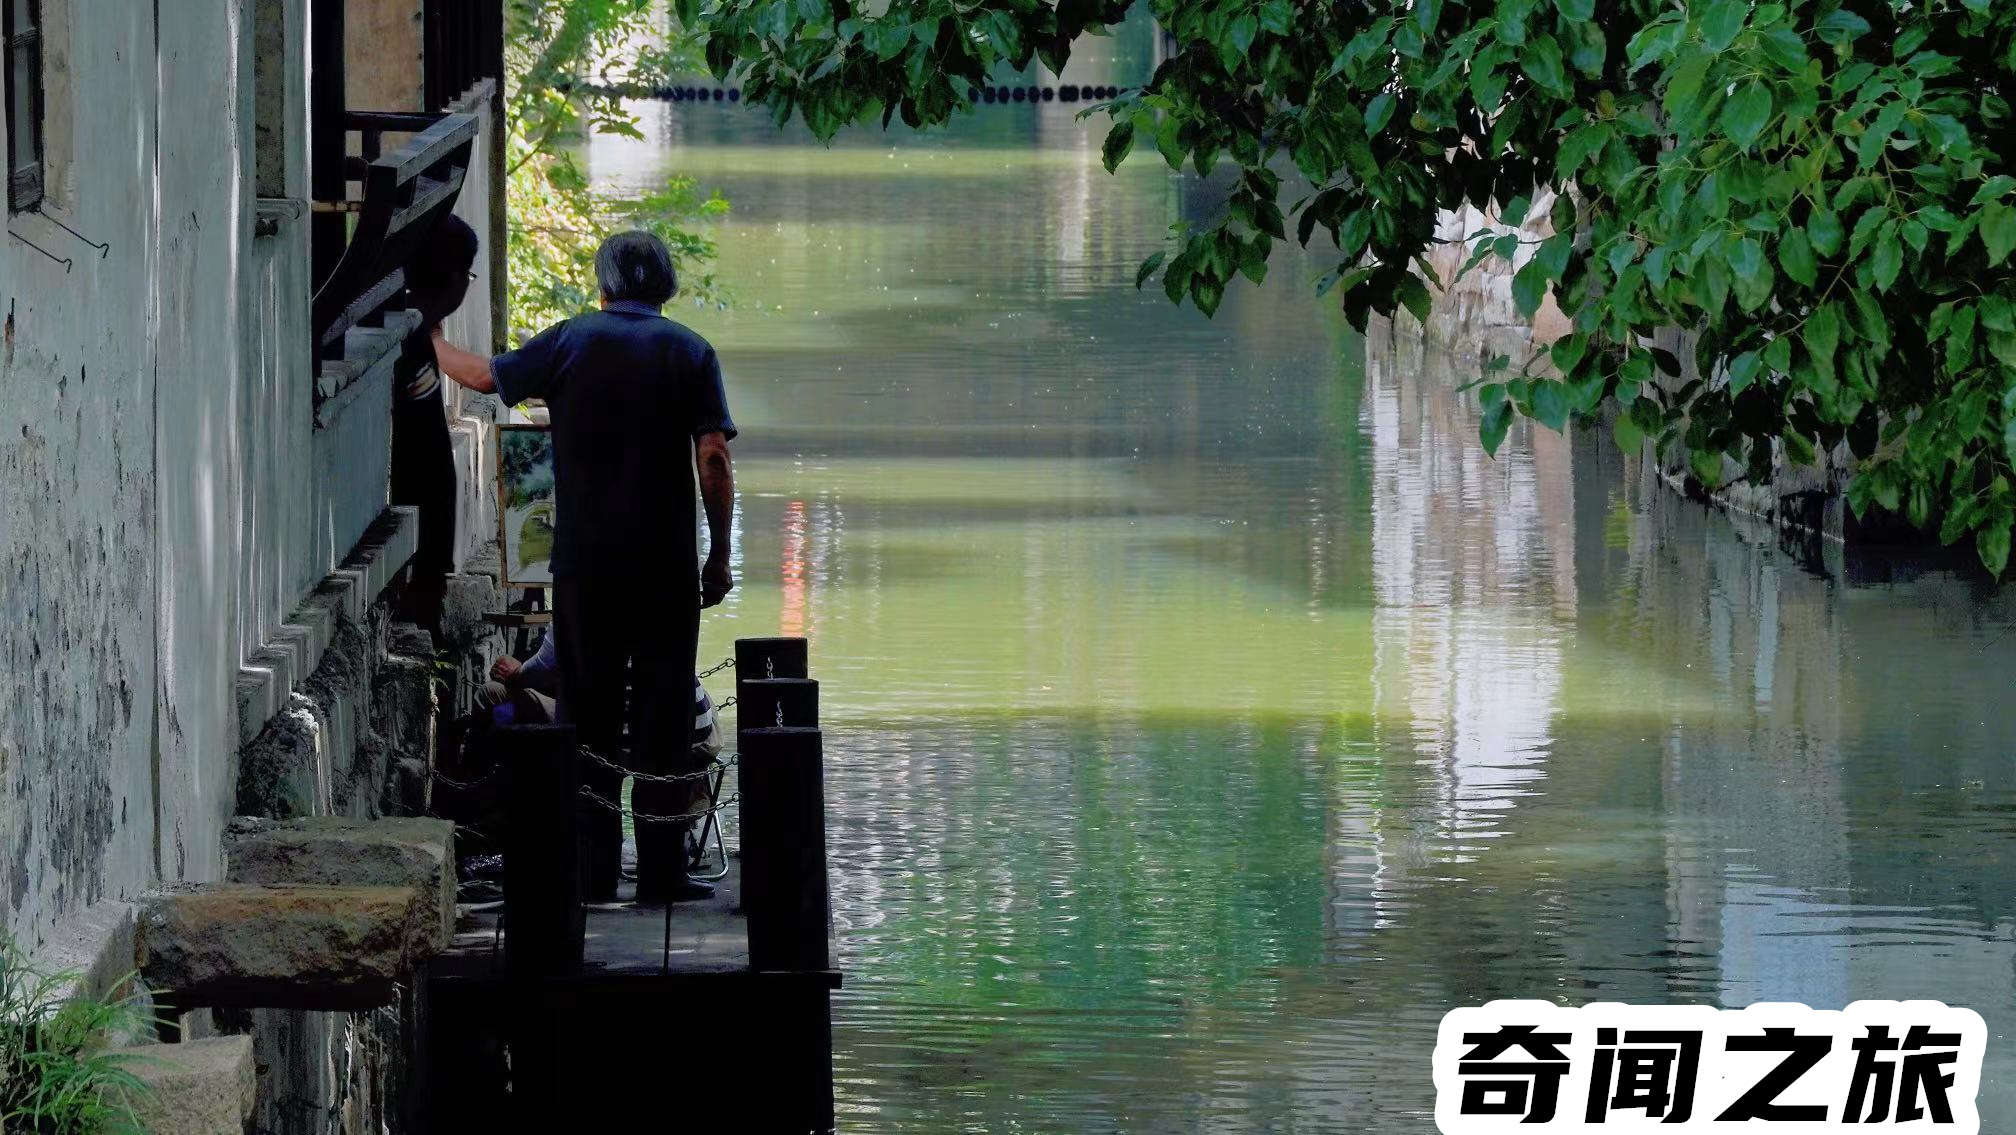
483;626;560;725
430;230;737;905
391;214;480;639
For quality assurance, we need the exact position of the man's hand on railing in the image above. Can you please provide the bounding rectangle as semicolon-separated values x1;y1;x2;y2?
430;326;496;394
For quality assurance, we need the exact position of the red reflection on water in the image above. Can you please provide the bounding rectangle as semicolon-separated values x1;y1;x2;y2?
780;499;808;638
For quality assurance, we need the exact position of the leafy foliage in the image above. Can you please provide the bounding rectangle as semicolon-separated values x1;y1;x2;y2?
506;0;729;341
0;942;153;1133
691;0;2016;573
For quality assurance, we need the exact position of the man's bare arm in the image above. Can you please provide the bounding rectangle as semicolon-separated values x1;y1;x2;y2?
698;430;735;607
430;327;496;394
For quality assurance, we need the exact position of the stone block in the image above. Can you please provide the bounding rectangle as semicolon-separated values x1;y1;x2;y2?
386;756;430;817
387;621;433;658
137;883;439;1010
366;506;420;598
105;1035;256;1135
372;652;436;765
245;644;300;714
236;694;331;820
313;569;367;627
235;668;280;748
225;817;456;944
34;899;139;1010
439;570;501;651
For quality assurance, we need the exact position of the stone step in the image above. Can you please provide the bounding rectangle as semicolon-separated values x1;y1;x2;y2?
137;882;442;1011
103;1035;256;1135
225;815;456;942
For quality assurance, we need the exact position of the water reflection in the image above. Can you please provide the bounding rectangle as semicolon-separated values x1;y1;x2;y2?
591;88;2016;1132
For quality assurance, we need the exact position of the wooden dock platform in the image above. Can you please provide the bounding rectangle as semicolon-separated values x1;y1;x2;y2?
436;859;759;978
419;638;835;1131
423;857;839;1131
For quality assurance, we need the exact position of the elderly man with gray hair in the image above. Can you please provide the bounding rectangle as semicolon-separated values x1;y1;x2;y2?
432;230;737;904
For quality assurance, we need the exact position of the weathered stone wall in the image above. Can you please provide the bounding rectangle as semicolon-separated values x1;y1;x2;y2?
3;1;181;954
4;4;502;1130
228;512;442;1135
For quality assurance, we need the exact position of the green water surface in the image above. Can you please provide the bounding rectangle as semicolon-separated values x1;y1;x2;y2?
589;86;2016;1133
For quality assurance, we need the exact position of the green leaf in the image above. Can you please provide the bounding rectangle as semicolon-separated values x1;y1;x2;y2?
1101;120;1135;173
1763;333;1793;374
1756;26;1807;71
1555;0;1594;18
1972;175;2016;206
1689;446;1724;488
1519;36;1569;96
1981;295;2015;334
1550;334;1588;375
1807;210;1844;257
1979;516;2012;576
1536;232;1574;279
1614;411;1646;453
1365;93;1397;136
1783;430;1815;466
1981;203;2016;266
1532;379;1570;430
1664;54;1713;118
1479;383;1513;455
1945;306;1978;375
1396;273;1435;325
1871;231;1904;292
1728;351;1762;393
1777;228;1817;287
1555;124;1612;180
1722;80;1774;149
1135;250;1166;290
1815;9;1873;45
1628;18;1685;68
1512;260;1549;318
1700;0;1747;53
1730;236;1774;311
1804;303;1841;367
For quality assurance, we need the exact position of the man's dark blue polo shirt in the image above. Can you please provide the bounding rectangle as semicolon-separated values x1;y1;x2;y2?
491;301;736;582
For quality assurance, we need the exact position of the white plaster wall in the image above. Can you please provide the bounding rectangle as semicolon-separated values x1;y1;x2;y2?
153;0;254;887
0;1;164;950
443;86;500;572
5;0;502;958
241;0;318;665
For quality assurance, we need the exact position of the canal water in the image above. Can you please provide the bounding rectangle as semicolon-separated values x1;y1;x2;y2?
590;75;2016;1133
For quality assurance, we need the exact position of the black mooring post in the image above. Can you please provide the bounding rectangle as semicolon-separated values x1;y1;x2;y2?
500;724;584;978
739;677;819;732
738;726;831;972
735;636;809;689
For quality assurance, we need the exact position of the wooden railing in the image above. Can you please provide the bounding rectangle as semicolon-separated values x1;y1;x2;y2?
309;110;478;375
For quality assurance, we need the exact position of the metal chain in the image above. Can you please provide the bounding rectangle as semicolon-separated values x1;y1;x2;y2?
430;748;738;792
430;767;501;792
575;744;727;785
699;656;735;678
576;787;739;825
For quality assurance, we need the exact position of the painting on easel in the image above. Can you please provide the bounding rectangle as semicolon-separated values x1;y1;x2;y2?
497;423;556;588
